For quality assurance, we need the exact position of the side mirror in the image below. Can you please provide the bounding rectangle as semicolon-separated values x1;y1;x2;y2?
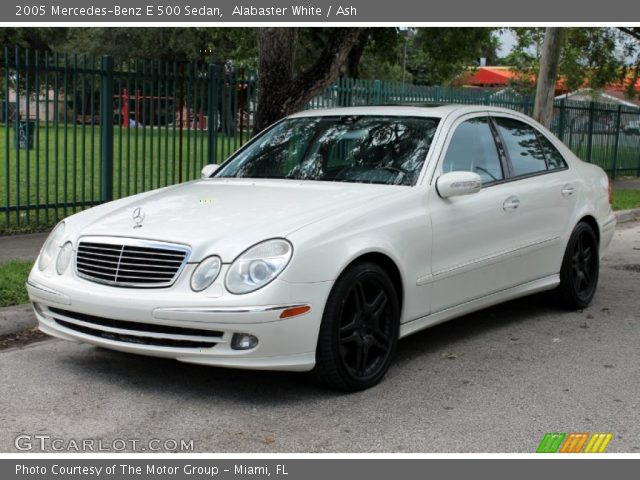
201;164;219;179
436;171;482;198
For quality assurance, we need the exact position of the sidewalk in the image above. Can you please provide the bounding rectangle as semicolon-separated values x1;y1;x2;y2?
0;232;48;262
613;178;640;190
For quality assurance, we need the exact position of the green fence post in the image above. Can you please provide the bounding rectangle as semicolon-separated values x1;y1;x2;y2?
611;105;622;179
372;79;381;105
586;101;595;164
207;64;217;165
558;98;566;141
100;55;114;203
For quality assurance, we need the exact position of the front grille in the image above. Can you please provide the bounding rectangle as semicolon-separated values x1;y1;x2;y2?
49;308;222;349
75;237;189;288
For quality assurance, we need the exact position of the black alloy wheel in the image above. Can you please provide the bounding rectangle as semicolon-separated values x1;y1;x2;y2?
313;262;400;391
555;222;599;310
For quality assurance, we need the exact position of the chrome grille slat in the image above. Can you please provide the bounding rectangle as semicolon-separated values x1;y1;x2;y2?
75;237;190;288
77;251;122;259
118;257;183;264
77;259;178;273
117;261;181;269
121;250;185;258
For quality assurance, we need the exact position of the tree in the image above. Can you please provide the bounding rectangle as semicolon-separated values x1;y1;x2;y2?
254;27;364;133
505;28;638;97
533;28;563;127
62;28;256;65
617;28;640;100
507;27;640;125
407;28;499;85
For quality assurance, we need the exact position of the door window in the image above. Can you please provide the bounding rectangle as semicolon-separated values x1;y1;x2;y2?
494;117;547;176
442;117;504;184
537;133;568;170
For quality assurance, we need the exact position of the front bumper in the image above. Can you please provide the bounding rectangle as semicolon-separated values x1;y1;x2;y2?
27;266;333;372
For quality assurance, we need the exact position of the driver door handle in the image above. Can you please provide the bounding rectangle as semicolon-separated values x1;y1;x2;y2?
503;196;520;211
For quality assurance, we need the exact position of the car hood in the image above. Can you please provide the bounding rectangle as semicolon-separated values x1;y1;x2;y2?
73;178;406;262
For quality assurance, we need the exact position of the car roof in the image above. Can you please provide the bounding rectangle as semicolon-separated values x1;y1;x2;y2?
288;104;527;120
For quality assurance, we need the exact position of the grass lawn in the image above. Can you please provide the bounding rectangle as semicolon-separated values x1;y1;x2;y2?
0;123;246;233
564;132;640;176
0;260;32;307
612;189;640;211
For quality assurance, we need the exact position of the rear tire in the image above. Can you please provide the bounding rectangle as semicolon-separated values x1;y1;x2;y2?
312;262;400;392
554;222;599;310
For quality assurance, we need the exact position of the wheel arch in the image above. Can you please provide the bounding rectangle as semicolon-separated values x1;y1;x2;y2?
577;214;600;246
340;251;405;317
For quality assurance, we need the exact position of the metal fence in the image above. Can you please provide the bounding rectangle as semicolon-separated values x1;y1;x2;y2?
2;47;640;232
1;48;256;231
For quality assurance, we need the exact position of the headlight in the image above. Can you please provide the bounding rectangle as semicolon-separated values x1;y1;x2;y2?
38;222;66;271
56;242;74;275
190;256;222;292
225;239;293;294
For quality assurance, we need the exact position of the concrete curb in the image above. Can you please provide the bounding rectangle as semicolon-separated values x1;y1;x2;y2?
0;304;36;337
615;208;640;224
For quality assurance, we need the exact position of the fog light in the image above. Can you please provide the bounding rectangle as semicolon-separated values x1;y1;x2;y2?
231;333;259;350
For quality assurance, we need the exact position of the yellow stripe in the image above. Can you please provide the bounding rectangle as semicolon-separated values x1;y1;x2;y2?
562;434;578;453
584;434;599;453
597;433;613;453
573;433;589;453
590;434;605;453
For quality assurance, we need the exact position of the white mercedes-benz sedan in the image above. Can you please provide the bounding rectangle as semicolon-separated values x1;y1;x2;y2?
27;105;616;391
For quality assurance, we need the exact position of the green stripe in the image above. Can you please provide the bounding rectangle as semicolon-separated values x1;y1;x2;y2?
537;433;553;453
537;433;566;453
548;433;566;453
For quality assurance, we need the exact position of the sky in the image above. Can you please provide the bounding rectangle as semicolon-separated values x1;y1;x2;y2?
497;29;517;57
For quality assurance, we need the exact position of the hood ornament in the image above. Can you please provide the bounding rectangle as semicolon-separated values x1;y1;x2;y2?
132;207;145;229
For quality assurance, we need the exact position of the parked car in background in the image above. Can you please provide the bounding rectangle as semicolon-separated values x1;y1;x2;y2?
27;105;615;391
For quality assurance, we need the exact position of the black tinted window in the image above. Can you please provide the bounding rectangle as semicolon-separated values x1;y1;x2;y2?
495;117;547;176
537;133;567;170
442;117;503;183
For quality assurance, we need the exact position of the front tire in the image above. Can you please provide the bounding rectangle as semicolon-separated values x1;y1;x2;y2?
554;222;599;310
313;262;400;391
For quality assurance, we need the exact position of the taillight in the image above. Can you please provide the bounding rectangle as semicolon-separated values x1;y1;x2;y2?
608;179;612;205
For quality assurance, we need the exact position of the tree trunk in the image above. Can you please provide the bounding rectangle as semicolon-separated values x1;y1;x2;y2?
345;30;369;78
254;28;297;133
533;28;564;128
254;27;365;133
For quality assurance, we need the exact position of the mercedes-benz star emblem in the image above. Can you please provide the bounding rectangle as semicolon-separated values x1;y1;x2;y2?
132;207;145;229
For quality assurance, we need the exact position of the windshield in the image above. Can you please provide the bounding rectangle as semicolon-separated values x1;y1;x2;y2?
215;116;440;186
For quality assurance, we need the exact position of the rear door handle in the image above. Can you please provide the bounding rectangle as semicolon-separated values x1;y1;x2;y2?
561;184;575;197
503;196;520;211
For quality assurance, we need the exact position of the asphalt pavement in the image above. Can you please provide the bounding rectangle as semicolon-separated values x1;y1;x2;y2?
0;222;639;453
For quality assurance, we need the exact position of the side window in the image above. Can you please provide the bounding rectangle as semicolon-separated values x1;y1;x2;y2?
537;133;568;170
442;117;503;184
494;117;547;177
